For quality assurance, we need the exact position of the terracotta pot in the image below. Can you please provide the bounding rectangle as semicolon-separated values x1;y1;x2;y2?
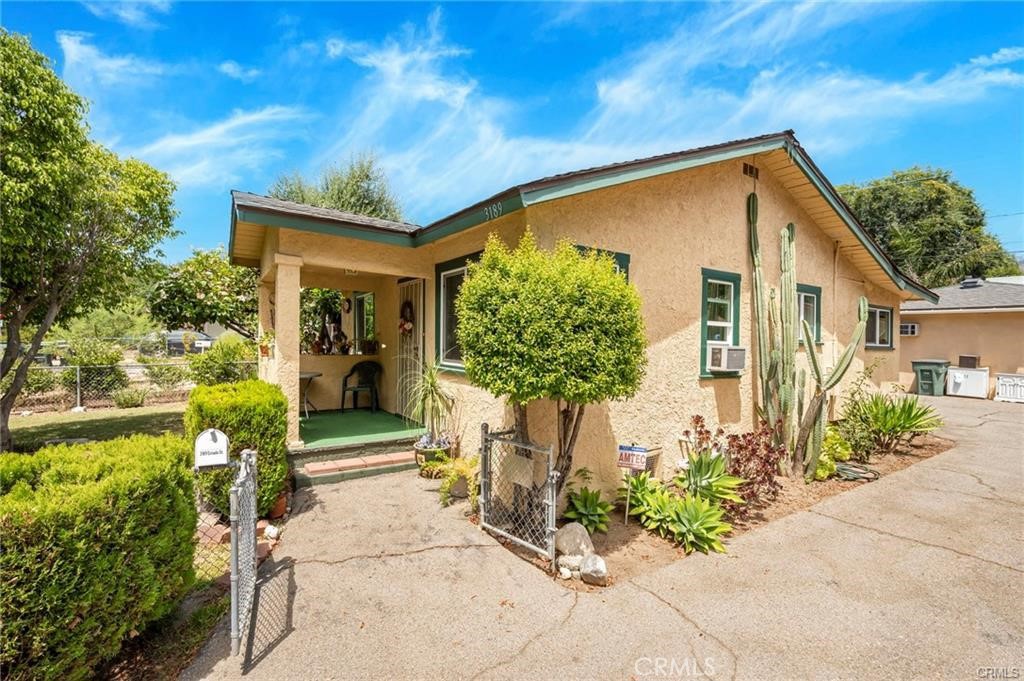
269;493;287;519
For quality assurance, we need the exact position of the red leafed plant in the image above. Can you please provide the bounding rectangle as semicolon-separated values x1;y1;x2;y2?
680;415;727;456
724;420;785;518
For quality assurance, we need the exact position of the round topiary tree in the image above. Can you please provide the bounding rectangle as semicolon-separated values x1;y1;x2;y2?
456;231;647;492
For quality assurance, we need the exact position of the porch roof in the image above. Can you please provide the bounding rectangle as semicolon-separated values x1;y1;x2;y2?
228;130;937;303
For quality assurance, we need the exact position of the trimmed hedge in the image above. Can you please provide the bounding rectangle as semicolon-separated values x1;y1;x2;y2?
0;434;196;681
184;379;287;517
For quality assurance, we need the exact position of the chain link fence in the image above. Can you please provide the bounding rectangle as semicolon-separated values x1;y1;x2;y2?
4;361;257;413
230;450;258;659
479;423;558;563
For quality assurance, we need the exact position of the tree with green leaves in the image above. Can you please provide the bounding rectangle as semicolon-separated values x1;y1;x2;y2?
838;167;1020;288
1;31;177;450
270;155;403;345
456;232;647;492
147;248;259;339
269;154;403;221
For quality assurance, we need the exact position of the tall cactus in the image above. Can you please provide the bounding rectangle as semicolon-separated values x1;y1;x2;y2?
747;191;868;478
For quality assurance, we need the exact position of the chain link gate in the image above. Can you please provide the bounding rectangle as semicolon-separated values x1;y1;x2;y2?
229;450;258;657
478;423;558;564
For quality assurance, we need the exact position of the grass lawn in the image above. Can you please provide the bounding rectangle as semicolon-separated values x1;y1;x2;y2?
9;403;186;452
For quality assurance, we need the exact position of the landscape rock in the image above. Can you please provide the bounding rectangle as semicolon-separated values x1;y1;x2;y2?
554;522;594;557
558;566;572;580
580;553;609;586
557;554;583;571
571;570;581;580
256;519;269;537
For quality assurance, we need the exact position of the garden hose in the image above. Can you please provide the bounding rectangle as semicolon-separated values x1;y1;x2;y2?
834;462;880;482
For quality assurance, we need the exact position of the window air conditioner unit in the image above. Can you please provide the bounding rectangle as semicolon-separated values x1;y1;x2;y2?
958;355;981;369
899;323;919;337
707;342;746;373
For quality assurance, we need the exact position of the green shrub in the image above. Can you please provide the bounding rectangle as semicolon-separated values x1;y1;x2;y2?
112;386;150;408
188;335;257;386
814;425;853;481
0;368;60;404
666;494;732;554
58;338;129;397
837;360;883;460
140;356;189;391
617;470;660;519
673;451;745;505
563;486;613;534
861;393;942;453
184;379;287;516
0;434;196;680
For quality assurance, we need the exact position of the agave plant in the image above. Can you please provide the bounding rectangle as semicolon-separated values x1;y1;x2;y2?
666;494;732;554
863;393;943;453
639;487;678;538
617;470;660;518
674;452;745;505
563;487;613;534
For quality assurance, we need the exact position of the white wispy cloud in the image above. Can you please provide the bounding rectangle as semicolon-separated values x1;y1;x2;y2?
81;0;172;29
310;5;1023;222
135;106;310;187
218;60;262;83
57;31;169;87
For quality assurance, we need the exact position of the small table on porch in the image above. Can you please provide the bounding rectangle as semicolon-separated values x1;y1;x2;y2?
299;371;322;419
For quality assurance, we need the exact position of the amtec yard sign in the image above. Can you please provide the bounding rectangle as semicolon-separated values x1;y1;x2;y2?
194;428;229;469
617;444;648;471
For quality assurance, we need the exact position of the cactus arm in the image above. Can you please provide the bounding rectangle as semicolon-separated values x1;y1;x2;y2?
803;405;827;479
803;319;823;385
822;297;869;391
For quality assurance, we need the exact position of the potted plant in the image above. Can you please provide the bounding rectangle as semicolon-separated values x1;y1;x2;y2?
258;331;275;358
422;453;480;509
406;361;454;468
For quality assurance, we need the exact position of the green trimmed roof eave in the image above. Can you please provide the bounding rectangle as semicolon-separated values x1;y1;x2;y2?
226;130;938;304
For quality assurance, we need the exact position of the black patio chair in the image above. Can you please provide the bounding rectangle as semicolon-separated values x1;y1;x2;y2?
340;361;382;413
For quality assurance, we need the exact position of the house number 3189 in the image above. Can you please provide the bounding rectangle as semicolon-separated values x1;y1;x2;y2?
482;202;503;220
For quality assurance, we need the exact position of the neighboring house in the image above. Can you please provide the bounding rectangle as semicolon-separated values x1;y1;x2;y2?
227;130;936;491
900;278;1024;398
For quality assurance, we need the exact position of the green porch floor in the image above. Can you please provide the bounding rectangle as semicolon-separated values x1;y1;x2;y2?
299;410;425;449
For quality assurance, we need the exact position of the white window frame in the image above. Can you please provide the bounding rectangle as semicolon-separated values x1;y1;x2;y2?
865;306;893;349
706;279;734;346
439;266;467;368
798;291;818;343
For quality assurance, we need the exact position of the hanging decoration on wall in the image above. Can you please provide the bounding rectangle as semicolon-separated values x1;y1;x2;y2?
399;300;415;335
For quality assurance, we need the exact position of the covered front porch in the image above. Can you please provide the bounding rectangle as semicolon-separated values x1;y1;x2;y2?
299;410;425;451
229;191;438;448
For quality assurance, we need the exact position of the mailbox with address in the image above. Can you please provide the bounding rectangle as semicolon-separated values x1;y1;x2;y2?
194;428;230;469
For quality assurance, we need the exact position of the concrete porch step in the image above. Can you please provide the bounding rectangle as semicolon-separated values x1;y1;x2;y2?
294;450;420;488
288;435;422;467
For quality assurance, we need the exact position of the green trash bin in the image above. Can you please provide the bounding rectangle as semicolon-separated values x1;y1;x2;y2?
911;359;951;396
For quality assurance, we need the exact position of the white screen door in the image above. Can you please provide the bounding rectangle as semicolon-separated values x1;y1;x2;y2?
397;279;425;420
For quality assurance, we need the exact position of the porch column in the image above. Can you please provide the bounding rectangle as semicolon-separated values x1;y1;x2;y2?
274;253;303;447
257;280;274;383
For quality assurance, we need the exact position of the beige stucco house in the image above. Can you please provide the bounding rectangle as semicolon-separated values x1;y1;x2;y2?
228;130;937;492
900;277;1024;398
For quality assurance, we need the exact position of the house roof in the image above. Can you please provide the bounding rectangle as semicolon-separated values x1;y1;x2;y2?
902;278;1024;312
232;191;420;235
229;130;937;302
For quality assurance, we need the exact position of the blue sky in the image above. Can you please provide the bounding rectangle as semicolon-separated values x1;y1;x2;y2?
5;1;1023;263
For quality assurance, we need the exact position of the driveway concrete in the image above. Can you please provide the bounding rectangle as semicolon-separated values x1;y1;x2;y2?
185;397;1023;680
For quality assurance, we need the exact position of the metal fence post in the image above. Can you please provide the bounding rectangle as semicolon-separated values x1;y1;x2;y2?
228;484;240;657
546;447;559;569
479;423;490;526
75;366;81;409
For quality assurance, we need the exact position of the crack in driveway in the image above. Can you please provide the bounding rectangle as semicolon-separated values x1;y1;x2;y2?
469;590;579;680
808;509;1022;574
294;542;500;567
630;581;738;681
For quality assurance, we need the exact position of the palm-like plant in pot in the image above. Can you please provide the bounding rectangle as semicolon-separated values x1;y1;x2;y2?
406;360;455;468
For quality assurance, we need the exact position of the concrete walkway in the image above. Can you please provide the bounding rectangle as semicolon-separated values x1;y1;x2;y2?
185;397;1023;680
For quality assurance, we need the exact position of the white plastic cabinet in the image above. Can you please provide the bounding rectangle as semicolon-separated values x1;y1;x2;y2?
946;367;990;399
995;373;1024;403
